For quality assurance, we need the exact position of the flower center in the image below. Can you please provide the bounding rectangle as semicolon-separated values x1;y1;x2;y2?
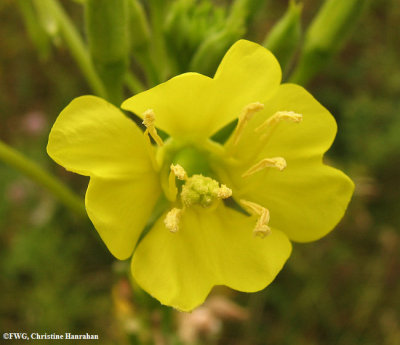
140;106;300;238
164;165;232;233
172;146;211;177
181;174;232;208
149;130;232;233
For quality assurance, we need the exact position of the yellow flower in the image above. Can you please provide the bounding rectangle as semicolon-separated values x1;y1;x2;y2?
47;40;354;311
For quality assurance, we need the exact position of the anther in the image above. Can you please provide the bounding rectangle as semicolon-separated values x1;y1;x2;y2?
240;200;271;238
164;208;183;233
255;111;302;134
170;164;187;181
142;109;164;146
216;184;232;199
167;164;187;202
230;102;264;147
242;157;287;178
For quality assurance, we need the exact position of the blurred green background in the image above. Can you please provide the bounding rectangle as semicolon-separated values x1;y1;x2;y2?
1;0;399;344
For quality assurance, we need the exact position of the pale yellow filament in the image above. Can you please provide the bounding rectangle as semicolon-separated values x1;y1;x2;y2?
240;199;271;238
142;109;164;146
167;164;187;202
255;111;302;135
242;157;287;178
230;102;264;147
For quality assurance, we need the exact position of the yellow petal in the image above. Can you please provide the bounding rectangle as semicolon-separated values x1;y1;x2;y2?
131;205;291;311
212;39;281;127
229;158;354;242
222;83;354;242
122;40;281;140
86;175;160;260
122;73;215;140
47;95;152;178
231;83;337;162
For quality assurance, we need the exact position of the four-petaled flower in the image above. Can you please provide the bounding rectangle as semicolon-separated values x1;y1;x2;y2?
47;40;354;311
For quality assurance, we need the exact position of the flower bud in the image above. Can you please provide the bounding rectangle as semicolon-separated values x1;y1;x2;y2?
164;0;226;72
189;27;243;76
189;0;253;76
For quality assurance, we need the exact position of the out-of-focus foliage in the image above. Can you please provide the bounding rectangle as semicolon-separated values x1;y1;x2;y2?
1;0;400;344
164;0;227;72
291;0;369;84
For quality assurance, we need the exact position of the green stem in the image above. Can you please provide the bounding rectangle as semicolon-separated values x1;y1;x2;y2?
37;0;107;98
16;0;51;61
148;0;170;82
0;140;86;218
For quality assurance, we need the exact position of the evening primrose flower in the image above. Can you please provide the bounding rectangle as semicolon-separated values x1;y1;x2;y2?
47;40;354;311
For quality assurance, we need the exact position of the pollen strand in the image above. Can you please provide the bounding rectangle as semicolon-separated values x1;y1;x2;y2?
142;109;164;146
230;102;264;147
242;157;287;178
164;208;183;233
240;199;271;238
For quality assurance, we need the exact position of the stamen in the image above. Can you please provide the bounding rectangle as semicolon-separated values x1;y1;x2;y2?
240;199;271;238
255;111;302;134
167;164;187;202
230;102;264;146
164;208;183;233
142;130;159;171
142;109;164;146
216;184;232;199
170;164;187;181
242;157;287;178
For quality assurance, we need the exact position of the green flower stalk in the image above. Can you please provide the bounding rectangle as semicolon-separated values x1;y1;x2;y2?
16;0;52;60
264;0;302;74
128;0;151;52
148;0;171;82
85;0;130;104
0;140;85;218
291;0;368;85
32;0;61;44
31;0;107;98
127;0;156;89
